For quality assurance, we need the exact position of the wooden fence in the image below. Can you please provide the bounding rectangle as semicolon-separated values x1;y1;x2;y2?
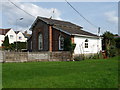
0;51;72;62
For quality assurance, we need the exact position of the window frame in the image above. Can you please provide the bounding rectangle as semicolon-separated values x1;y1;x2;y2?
85;39;88;48
38;33;43;50
10;35;14;39
59;35;64;50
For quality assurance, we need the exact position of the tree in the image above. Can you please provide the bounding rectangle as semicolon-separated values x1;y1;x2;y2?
64;37;76;60
115;37;120;54
102;31;116;57
64;37;76;52
115;37;120;49
2;36;10;50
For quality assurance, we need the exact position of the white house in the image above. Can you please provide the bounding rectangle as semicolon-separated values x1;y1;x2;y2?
5;29;17;44
0;28;28;47
15;31;27;42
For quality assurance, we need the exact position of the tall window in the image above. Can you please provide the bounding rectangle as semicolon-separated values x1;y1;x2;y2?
38;33;43;50
85;39;88;48
59;35;64;50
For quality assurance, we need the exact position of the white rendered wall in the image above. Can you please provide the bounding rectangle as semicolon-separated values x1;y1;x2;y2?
17;32;27;42
5;29;16;44
74;36;102;54
0;35;5;46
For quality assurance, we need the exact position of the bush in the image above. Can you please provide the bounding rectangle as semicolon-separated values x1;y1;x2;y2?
108;46;117;57
64;37;76;52
74;55;85;61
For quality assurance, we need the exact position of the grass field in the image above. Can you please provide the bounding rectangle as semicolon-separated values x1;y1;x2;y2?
2;56;119;88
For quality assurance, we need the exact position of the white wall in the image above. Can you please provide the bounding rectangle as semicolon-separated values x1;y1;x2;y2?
0;35;5;47
5;29;17;44
74;36;102;54
17;32;27;42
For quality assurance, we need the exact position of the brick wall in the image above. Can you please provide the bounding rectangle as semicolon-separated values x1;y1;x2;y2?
52;28;71;51
31;20;49;51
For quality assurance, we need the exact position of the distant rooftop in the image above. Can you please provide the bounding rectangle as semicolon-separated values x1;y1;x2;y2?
0;28;11;35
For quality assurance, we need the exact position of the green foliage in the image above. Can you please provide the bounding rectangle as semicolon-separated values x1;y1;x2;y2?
14;42;26;51
102;31;116;57
90;53;103;59
9;43;15;50
2;36;9;50
115;37;120;49
74;52;103;61
2;56;119;88
74;55;85;61
2;36;26;51
64;37;76;52
107;46;117;57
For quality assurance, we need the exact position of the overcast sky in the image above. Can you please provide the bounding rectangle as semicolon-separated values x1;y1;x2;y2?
0;0;118;35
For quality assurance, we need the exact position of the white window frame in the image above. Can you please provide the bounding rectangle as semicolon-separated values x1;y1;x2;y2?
38;33;43;50
59;35;64;50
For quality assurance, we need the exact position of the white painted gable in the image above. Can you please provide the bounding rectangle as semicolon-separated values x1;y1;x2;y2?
5;29;16;44
74;36;102;55
17;32;27;42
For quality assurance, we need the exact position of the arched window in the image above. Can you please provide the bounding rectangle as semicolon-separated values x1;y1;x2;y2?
38;33;43;50
59;35;64;50
85;39;88;48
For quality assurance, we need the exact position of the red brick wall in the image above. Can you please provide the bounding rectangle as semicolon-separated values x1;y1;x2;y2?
49;26;52;52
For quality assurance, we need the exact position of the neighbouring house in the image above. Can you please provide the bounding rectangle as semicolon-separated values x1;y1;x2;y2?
15;31;27;42
28;16;102;55
5;29;17;44
0;28;28;48
0;28;11;47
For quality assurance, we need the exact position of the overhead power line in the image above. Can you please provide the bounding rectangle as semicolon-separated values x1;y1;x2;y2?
8;0;35;18
65;0;99;28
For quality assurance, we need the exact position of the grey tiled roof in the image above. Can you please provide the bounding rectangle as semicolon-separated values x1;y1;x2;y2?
32;16;98;37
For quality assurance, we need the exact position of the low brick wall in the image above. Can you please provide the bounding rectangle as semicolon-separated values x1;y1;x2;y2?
1;51;71;62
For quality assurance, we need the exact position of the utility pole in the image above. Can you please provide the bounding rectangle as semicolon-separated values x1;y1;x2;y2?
97;27;100;54
98;27;100;36
15;17;23;51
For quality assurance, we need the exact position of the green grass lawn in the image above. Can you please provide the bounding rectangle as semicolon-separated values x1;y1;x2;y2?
2;56;119;88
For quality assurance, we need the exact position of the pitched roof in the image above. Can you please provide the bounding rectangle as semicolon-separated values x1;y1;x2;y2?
23;33;31;38
53;25;98;37
0;28;11;35
39;17;83;29
30;16;98;37
15;31;20;34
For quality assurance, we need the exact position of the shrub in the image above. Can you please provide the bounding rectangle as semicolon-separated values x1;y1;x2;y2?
64;37;76;52
108;46;117;57
74;55;85;61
